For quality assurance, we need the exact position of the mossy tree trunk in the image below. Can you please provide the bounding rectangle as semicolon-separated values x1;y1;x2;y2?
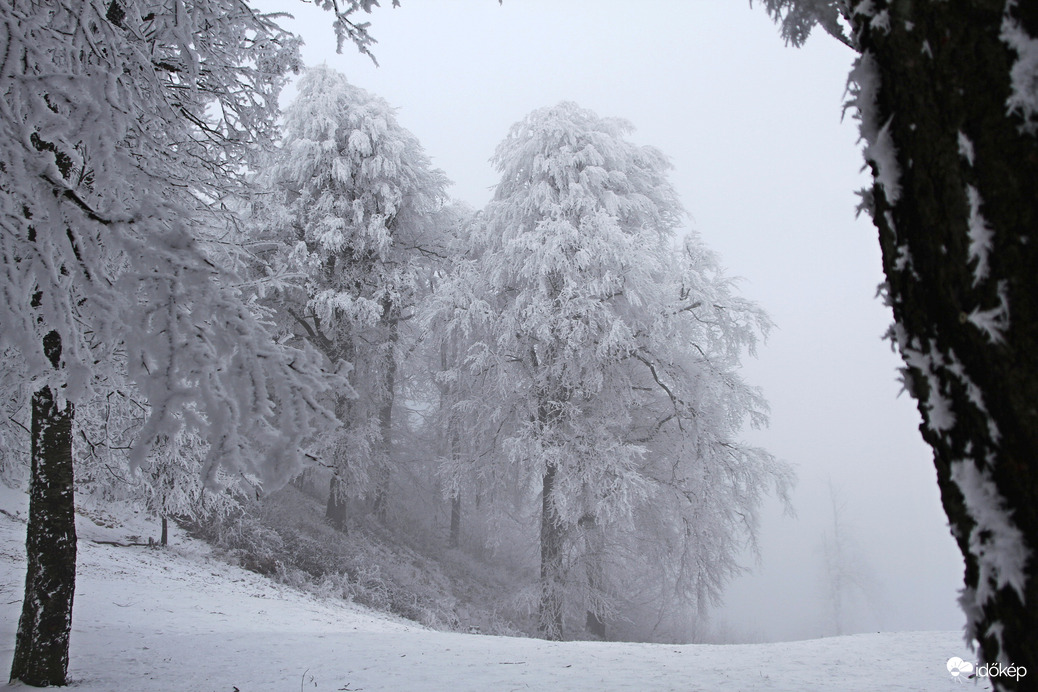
852;2;1038;682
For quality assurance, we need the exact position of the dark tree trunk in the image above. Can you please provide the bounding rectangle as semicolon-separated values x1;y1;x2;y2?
324;391;353;533
13;124;80;687
852;3;1038;682
290;468;309;494
585;610;606;640
449;492;462;549
371;460;390;523
160;515;168;547
326;474;349;534
580;514;606;639
372;306;397;523
10;372;76;686
447;415;461;549
539;461;564;641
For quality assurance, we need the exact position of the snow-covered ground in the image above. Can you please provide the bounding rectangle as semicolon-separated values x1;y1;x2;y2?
0;487;986;691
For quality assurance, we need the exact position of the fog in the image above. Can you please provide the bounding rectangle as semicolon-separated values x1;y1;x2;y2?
259;0;965;642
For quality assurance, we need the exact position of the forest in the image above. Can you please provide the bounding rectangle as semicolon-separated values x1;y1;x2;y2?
3;2;1038;691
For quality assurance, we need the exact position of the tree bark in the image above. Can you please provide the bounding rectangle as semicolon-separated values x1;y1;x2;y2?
325;390;353;533
12;122;80;686
853;2;1038;682
10;339;77;686
372;304;397;523
326;474;349;534
581;514;606;639
585;610;606;640
447;413;461;548
440;337;463;549
539;461;565;641
448;492;462;549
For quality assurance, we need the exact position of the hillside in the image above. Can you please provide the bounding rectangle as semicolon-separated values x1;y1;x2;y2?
0;486;985;692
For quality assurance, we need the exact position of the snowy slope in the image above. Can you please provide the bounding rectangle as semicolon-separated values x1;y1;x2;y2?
0;489;984;691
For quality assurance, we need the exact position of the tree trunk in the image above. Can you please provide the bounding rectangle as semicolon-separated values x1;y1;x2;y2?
853;3;1038;682
160;515;168;547
371;464;389;522
449;492;462;549
10;377;76;687
326;474;349;534
372;306;397;523
291;467;311;495
585;610;606;640
581;514;606;639
324;391;353;532
539;461;565;641
447;413;461;549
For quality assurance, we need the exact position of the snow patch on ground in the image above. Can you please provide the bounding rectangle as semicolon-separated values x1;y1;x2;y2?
0;489;981;691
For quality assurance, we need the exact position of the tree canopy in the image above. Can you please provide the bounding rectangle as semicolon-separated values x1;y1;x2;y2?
429;102;792;639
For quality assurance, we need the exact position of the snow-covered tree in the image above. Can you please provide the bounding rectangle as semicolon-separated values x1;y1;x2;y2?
597;233;794;642
71;386;246;544
254;65;449;530
393;200;477;547
817;481;881;637
759;0;853;49
429;102;791;640
762;2;1038;683
0;0;386;684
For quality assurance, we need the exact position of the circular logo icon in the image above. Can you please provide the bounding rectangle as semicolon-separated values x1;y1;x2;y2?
947;657;975;678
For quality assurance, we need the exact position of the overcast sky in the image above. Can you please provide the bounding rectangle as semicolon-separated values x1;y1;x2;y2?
258;0;966;642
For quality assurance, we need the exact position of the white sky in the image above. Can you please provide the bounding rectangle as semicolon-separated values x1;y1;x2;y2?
259;0;965;642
